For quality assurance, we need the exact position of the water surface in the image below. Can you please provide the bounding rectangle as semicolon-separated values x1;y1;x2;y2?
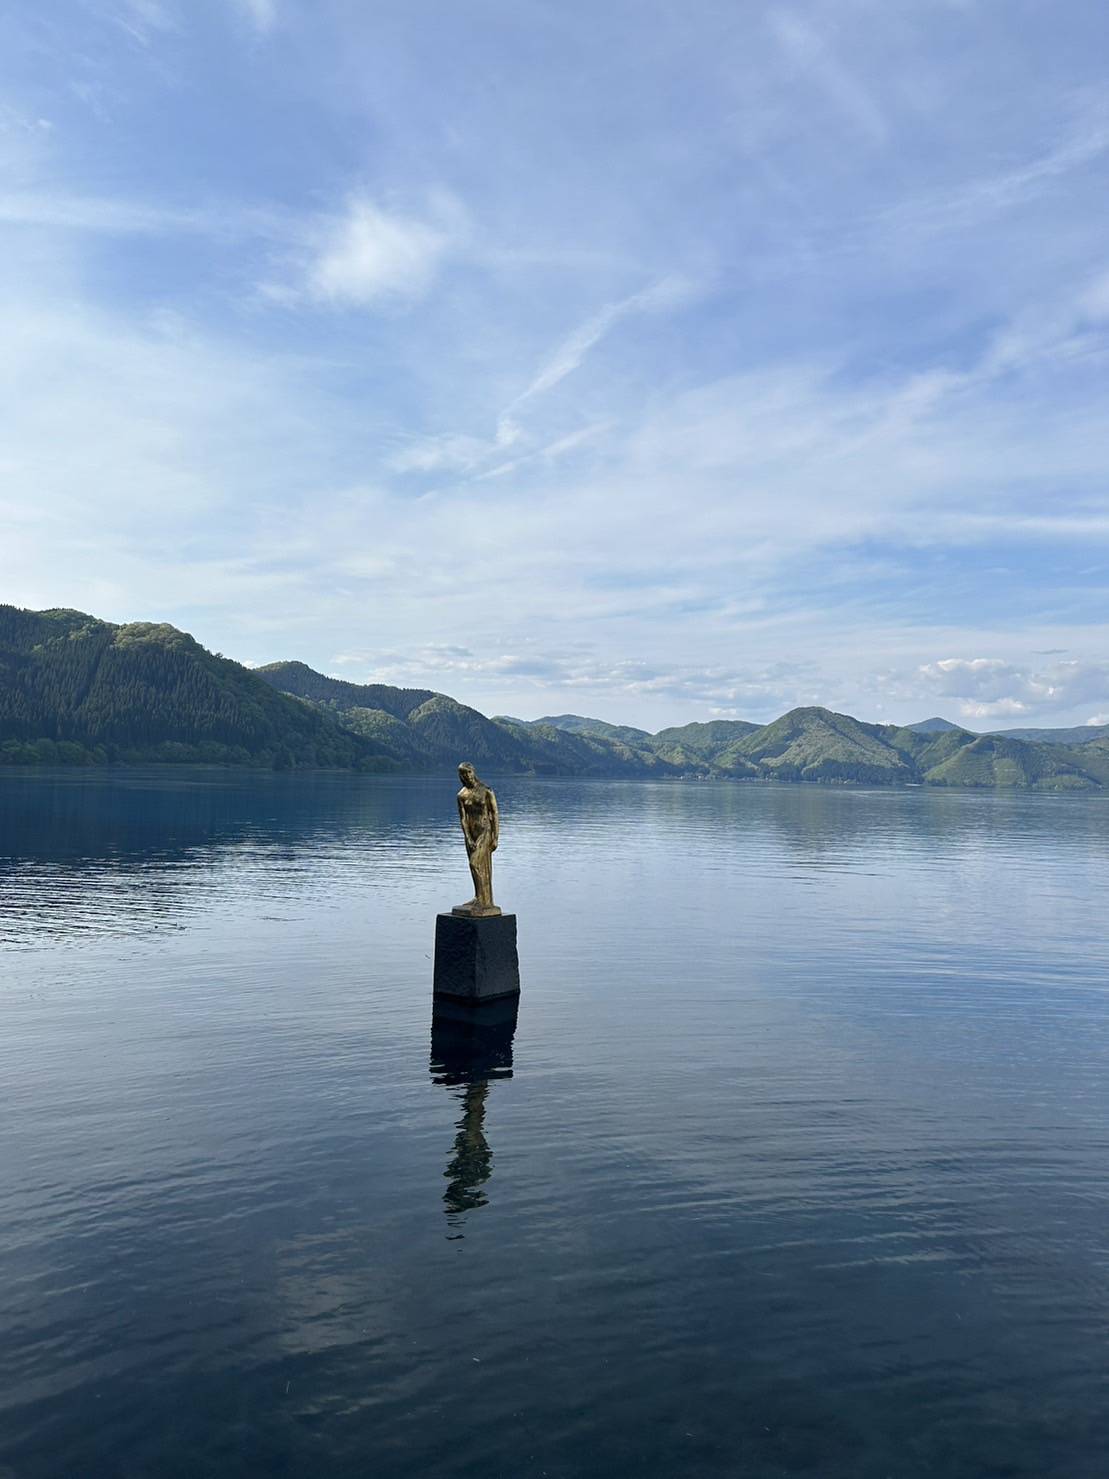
3;770;1109;1477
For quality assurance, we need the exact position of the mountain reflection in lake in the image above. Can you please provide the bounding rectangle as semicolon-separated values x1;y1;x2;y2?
2;768;1109;1479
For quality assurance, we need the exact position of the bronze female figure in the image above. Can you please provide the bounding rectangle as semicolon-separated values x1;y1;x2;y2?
453;762;501;916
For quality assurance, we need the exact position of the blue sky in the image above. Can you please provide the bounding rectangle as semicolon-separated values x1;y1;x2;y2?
3;0;1109;728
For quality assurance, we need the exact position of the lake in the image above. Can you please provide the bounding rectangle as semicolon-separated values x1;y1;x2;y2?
2;769;1108;1478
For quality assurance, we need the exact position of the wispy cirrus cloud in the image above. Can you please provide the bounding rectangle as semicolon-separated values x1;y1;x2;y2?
768;10;888;145
5;0;1109;727
0;190;209;234
390;276;694;475
113;0;177;44
508;276;694;408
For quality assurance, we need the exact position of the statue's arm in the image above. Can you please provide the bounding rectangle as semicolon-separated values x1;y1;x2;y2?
488;789;500;851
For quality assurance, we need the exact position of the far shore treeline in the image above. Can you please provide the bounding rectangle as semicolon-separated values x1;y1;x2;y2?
4;605;1109;791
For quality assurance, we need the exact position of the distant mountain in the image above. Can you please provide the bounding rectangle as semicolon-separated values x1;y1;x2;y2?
6;606;1109;790
253;661;438;720
909;715;1109;746
493;717;680;776
258;666;1109;790
643;720;761;774
521;713;653;744
907;717;963;734
732;707;914;785
259;662;533;768
988;722;1109;747
0;607;382;769
258;664;677;776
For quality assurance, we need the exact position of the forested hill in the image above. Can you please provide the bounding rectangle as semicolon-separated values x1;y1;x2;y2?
254;662;678;776
257;664;1109;790
0;607;383;769
5;605;1109;789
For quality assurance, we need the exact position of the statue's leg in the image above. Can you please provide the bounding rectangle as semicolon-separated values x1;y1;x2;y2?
473;837;492;907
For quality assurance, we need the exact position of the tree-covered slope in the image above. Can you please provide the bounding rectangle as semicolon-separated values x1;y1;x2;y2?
907;717;964;734
987;722;1109;747
257;663;541;769
493;718;682;776
6;608;1108;788
734;708;915;784
524;713;653;743
1059;739;1109;784
649;719;759;755
254;661;437;721
405;694;538;768
0;607;385;769
918;733;1101;789
255;670;1109;788
886;723;1107;789
908;716;1109;746
256;664;683;776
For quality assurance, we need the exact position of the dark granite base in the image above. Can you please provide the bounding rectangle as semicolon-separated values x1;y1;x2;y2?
433;912;521;1002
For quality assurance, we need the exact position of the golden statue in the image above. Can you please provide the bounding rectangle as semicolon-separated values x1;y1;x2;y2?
453;761;501;916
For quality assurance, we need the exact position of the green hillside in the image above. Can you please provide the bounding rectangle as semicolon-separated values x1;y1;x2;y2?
4;606;1109;789
259;664;680;776
495;718;681;776
1062;740;1109;783
916;733;1098;789
258;666;1109;789
259;662;538;770
907;717;963;734
988;722;1109;747
733;707;913;785
0;607;384;769
525;713;653;743
254;661;437;720
909;715;1109;746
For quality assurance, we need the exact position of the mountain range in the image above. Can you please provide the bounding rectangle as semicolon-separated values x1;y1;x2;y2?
3;605;1109;790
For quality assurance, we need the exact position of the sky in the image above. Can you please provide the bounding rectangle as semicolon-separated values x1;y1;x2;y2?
2;0;1109;730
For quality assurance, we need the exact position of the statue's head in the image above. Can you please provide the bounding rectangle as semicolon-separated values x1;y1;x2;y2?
458;761;478;786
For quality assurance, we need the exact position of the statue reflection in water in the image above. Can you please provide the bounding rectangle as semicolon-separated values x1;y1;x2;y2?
429;996;518;1236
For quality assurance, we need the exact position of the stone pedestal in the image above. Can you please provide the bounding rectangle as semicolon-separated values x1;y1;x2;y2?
433;912;520;1003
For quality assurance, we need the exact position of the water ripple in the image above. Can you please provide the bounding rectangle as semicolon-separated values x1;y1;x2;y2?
2;771;1109;1477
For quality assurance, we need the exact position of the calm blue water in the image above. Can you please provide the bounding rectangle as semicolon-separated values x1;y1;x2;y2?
2;769;1109;1478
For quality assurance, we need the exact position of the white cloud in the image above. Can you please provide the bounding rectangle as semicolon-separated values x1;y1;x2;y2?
235;0;276;31
1080;268;1109;321
5;1;1109;729
959;698;1030;720
919;658;1019;701
323;645;816;719
916;658;1109;720
303;195;456;307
